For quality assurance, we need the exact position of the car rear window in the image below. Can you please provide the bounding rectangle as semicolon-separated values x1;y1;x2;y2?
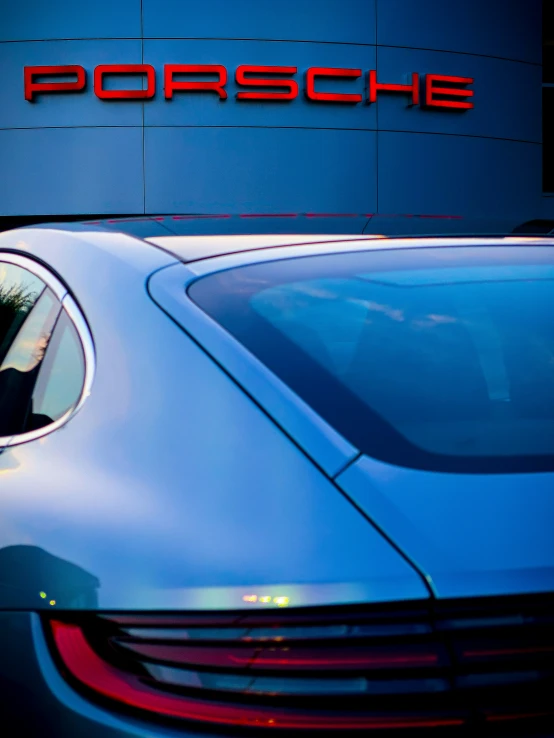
188;245;554;473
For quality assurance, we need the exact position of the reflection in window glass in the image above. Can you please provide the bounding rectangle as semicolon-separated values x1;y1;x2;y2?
1;289;58;374
0;288;60;436
0;262;44;364
190;247;554;473
29;310;85;430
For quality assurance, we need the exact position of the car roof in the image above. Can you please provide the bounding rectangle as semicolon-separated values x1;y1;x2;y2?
144;233;384;262
144;233;554;266
77;213;527;239
9;219;554;275
14;212;528;240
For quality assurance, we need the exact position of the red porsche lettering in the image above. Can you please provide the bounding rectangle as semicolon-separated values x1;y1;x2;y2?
306;67;363;103
24;65;86;102
368;70;420;105
236;65;298;101
23;64;474;111
164;64;227;100
424;75;474;109
94;64;156;99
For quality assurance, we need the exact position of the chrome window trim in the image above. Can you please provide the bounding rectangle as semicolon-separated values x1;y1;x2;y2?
0;251;95;447
0;252;67;301
61;293;95;417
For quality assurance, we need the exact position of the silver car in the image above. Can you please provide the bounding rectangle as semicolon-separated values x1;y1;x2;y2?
1;222;553;735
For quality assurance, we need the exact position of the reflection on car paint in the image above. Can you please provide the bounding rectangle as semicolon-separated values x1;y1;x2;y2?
0;545;99;609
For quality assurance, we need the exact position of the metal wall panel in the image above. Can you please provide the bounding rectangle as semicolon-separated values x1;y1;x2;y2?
376;0;541;64
0;40;143;129
0;0;544;221
0;127;143;215
0;0;142;42
378;131;541;218
376;46;541;144
144;127;376;214
142;0;377;45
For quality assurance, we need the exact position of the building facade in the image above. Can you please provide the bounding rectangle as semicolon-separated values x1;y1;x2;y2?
0;0;546;223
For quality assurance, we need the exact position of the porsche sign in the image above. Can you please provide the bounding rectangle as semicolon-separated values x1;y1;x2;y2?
24;64;474;110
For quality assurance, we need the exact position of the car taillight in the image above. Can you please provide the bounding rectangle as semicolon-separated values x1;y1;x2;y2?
47;594;554;732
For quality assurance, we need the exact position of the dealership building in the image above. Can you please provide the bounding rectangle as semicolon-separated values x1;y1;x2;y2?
0;0;551;229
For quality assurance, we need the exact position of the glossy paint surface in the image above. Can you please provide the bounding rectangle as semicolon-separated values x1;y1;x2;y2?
2;226;554;612
336;455;554;598
150;235;554;600
0;227;427;611
148;261;359;479
1;226;554;738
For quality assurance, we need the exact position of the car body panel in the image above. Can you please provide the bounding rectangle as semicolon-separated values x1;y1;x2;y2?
0;229;428;611
148;236;554;478
145;233;381;263
13;213;529;243
2;224;554;736
180;235;554;273
148;263;358;478
336;454;554;599
81;214;374;238
75;213;524;239
145;236;554;601
2;227;554;609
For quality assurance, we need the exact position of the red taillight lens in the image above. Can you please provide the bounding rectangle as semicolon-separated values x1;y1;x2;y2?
50;620;463;730
47;596;554;732
117;641;440;672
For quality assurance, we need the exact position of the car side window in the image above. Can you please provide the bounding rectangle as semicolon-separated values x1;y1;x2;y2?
0;286;60;436
0;258;90;441
27;309;86;432
0;262;45;365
